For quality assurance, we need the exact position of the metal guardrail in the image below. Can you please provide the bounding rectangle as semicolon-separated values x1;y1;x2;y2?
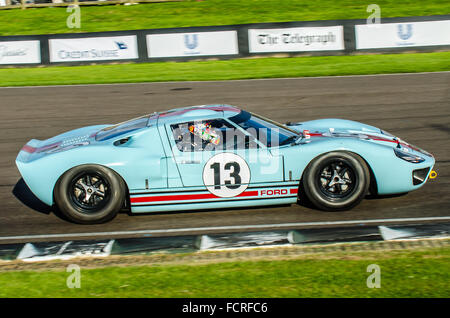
0;0;184;10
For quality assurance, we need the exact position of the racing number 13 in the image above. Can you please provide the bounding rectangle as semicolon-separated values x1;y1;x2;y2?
203;153;250;198
210;162;241;189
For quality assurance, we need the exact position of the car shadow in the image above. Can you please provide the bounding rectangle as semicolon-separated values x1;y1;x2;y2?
12;178;53;215
128;203;294;217
13;178;76;222
365;192;409;200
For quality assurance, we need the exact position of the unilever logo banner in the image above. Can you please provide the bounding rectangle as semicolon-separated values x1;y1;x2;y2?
49;35;138;62
184;34;199;50
355;20;450;49
248;26;345;53
0;40;41;64
147;31;238;58
397;24;413;41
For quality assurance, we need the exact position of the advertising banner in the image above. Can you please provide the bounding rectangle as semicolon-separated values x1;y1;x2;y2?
355;20;450;49
49;35;138;62
248;26;345;53
147;31;238;58
0;40;41;64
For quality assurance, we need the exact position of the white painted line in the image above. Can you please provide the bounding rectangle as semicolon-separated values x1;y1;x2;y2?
0;71;448;89
0;216;449;241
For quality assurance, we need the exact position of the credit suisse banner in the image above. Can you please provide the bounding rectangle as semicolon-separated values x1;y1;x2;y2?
248;26;345;53
0;40;41;64
147;31;238;58
49;35;138;62
355;20;450;49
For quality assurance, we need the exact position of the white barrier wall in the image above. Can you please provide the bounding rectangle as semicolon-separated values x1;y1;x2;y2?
248;26;345;53
0;40;41;64
49;35;139;62
355;20;450;49
146;31;238;58
1;16;449;65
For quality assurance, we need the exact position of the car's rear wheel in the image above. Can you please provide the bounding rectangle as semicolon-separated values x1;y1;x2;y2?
302;151;370;211
54;164;125;224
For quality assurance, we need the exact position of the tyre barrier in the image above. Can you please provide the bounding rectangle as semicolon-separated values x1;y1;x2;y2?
1;222;449;262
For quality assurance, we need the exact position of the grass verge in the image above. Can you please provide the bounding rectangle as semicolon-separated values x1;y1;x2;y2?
0;245;449;297
1;52;449;87
1;0;449;36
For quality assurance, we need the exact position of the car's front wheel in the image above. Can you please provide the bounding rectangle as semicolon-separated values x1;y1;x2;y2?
54;164;125;224
302;151;370;211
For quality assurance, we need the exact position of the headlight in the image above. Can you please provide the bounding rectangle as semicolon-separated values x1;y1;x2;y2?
394;148;425;163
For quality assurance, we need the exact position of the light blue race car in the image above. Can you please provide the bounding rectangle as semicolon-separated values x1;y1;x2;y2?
16;104;435;224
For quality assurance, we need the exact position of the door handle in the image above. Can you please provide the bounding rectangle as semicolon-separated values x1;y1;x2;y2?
177;160;200;164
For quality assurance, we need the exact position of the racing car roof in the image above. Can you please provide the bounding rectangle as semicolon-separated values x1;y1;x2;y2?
153;104;242;125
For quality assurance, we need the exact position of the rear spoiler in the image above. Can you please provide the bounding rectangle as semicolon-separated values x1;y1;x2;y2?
16;139;61;163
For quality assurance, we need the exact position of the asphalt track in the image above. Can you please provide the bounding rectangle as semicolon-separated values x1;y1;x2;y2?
0;72;449;243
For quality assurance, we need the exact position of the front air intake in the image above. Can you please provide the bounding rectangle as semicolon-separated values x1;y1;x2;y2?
413;167;431;185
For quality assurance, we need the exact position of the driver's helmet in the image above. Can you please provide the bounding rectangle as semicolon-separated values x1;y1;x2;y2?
188;122;221;145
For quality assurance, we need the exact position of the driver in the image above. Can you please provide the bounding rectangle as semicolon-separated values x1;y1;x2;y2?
188;121;221;146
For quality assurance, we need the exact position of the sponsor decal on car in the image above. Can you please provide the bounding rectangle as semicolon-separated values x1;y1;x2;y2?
260;188;297;196
129;186;298;205
202;153;251;198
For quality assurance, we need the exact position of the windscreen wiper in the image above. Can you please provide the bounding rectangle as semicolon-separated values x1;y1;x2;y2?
279;135;299;146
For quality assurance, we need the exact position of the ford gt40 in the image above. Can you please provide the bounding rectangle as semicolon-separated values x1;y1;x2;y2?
16;104;435;224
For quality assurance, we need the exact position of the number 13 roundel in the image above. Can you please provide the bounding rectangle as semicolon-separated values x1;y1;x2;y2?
202;153;251;198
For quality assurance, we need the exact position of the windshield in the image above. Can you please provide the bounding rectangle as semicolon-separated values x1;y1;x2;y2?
228;111;299;147
95;115;149;141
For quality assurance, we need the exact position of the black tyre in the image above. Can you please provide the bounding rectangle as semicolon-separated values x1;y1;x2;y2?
302;151;370;211
54;164;126;224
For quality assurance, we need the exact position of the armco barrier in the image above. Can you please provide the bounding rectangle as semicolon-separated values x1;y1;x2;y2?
288;226;382;244
0;243;24;260
198;231;290;250
1;223;449;262
379;223;450;240
111;236;199;255
0;15;449;67
16;240;114;261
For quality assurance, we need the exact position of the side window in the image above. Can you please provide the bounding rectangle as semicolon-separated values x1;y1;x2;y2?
170;119;257;152
229;111;299;147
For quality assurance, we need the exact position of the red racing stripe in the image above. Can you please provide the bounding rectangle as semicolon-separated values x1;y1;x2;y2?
131;190;260;204
129;188;301;204
21;142;62;154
